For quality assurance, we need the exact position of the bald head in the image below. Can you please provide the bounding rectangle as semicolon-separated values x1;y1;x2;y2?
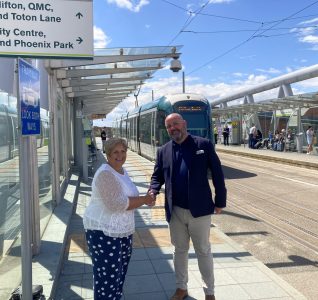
165;113;188;144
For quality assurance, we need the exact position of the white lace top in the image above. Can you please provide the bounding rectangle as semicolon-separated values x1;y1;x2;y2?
83;163;139;238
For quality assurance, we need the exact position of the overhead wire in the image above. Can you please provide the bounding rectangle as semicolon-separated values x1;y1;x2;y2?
182;25;318;34
187;24;264;76
162;0;318;25
165;0;212;47
187;0;318;75
161;0;263;24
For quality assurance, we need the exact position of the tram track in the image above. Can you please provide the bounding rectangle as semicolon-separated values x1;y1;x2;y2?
217;153;318;255
227;199;318;254
129;151;318;254
226;180;318;224
219;152;318;185
128;150;318;249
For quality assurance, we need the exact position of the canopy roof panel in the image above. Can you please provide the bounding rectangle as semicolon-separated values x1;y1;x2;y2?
45;46;182;117
211;92;318;117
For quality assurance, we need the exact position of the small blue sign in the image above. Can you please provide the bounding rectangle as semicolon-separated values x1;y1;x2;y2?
18;59;41;136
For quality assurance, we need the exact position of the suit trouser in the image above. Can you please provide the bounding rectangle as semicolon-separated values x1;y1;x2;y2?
170;206;215;295
102;140;106;152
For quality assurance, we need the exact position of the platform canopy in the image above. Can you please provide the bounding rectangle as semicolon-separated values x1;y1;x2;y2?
45;46;182;117
211;92;318;117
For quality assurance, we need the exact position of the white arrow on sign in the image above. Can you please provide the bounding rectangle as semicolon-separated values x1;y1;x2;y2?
0;0;93;59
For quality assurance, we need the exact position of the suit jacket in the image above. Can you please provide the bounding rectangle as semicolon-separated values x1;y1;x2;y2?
150;135;227;222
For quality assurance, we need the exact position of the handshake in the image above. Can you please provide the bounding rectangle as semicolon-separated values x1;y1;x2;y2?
144;189;156;207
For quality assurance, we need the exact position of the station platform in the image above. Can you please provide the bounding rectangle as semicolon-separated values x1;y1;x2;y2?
33;142;310;300
215;143;318;170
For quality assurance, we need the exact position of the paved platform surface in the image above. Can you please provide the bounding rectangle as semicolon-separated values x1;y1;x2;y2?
33;142;314;299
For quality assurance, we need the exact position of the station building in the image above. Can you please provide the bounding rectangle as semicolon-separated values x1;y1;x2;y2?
211;66;318;154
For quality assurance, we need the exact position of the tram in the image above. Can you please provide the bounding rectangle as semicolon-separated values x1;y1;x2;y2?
114;93;213;161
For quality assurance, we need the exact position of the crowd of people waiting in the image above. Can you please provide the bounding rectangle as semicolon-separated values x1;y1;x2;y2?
248;124;315;154
212;123;315;154
249;126;294;151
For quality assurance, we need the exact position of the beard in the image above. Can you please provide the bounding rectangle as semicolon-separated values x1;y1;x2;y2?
169;129;185;143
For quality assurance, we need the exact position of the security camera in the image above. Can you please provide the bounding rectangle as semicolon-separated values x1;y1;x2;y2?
170;58;182;72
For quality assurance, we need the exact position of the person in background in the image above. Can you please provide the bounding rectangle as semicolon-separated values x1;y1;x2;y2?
285;128;295;152
213;125;218;144
306;125;315;154
150;113;227;300
249;124;257;148
222;125;230;146
265;130;273;149
83;138;155;299
100;127;107;153
256;129;263;142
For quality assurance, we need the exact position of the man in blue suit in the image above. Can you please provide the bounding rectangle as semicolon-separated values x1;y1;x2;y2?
150;113;226;300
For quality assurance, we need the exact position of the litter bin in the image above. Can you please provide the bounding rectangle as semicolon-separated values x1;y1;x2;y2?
295;133;303;153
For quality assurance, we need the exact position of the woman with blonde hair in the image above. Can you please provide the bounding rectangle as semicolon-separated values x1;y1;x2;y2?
83;138;155;299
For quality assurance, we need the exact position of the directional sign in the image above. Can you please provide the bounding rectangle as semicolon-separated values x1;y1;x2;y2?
18;58;41;135
0;0;93;59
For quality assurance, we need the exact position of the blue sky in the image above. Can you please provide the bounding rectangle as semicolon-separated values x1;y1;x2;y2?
92;0;318;126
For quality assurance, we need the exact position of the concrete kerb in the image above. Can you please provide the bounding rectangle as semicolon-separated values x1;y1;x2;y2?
216;147;318;170
33;173;80;300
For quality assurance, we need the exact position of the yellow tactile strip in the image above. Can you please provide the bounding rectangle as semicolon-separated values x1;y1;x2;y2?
134;228;224;248
67;233;88;254
134;228;172;248
150;207;166;220
67;227;224;254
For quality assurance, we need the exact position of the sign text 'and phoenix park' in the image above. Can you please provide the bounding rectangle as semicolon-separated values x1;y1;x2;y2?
0;0;93;59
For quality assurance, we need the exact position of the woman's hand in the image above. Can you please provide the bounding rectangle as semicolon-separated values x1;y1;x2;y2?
144;190;156;207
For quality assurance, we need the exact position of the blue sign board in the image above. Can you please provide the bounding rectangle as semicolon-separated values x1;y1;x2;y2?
18;59;40;135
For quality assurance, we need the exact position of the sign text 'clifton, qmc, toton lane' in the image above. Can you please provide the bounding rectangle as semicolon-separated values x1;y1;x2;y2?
0;1;53;11
0;0;93;58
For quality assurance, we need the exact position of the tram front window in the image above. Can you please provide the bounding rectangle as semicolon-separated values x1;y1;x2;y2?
188;128;208;137
181;113;208;138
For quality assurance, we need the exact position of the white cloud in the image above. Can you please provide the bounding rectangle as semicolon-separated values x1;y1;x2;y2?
256;67;281;74
291;18;318;49
232;72;245;77
299;35;318;44
101;72;271;125
94;26;111;48
208;0;233;3
286;67;293;73
239;54;257;60
107;0;149;12
299;17;318;25
294;77;318;89
94;64;318;127
145;24;151;29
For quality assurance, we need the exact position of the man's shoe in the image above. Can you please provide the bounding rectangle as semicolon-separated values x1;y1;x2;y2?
170;288;188;300
205;295;215;300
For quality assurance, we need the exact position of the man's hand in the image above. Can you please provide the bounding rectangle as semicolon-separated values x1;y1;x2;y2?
146;190;156;207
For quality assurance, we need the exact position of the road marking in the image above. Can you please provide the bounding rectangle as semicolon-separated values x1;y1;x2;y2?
274;175;318;187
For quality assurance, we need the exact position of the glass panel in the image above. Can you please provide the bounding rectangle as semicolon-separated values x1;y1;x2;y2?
301;106;318;153
139;114;152;144
57;98;65;183
0;92;8;105
0;97;21;299
38;110;53;232
155;111;169;146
